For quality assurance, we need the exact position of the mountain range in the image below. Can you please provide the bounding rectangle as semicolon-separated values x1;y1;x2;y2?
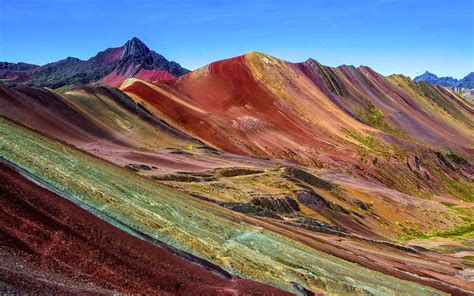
414;71;474;88
0;38;473;295
0;37;189;90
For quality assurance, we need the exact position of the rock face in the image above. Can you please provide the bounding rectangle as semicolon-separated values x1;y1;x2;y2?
414;71;474;88
0;37;189;89
0;62;39;71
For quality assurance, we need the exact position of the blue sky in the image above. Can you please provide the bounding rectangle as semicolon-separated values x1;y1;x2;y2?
0;0;472;78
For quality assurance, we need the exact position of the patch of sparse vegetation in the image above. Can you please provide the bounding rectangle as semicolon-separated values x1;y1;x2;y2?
343;128;393;156
400;203;474;241
400;222;474;241
446;151;468;165
365;105;385;128
359;105;411;140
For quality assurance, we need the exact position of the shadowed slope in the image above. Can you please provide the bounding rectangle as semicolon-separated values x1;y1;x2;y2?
0;83;215;170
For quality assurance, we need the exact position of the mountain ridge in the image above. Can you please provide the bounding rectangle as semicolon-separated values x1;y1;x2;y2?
414;71;474;88
0;37;189;89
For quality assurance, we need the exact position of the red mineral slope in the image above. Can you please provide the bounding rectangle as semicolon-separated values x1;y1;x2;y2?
120;52;473;197
122;52;473;160
101;67;175;87
0;83;280;173
120;53;369;165
0;160;290;295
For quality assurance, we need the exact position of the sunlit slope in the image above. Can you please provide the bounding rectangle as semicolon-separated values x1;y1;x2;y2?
299;60;473;153
122;52;473;161
0;116;447;295
120;53;473;199
121;53;372;165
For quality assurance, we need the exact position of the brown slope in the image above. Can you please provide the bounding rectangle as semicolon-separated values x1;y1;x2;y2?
0;160;290;295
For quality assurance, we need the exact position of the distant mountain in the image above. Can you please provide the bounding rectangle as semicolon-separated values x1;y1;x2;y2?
0;37;189;89
457;72;474;88
414;71;474;88
413;71;458;87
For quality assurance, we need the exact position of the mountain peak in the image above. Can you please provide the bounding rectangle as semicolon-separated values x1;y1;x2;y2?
126;37;145;46
414;71;439;83
121;37;150;58
419;71;438;78
413;71;465;87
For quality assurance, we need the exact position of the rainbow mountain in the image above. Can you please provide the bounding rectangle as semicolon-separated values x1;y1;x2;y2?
0;38;473;295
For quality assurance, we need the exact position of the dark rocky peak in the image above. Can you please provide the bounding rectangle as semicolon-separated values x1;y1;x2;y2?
414;71;439;83
422;71;438;79
303;58;323;67
120;37;150;59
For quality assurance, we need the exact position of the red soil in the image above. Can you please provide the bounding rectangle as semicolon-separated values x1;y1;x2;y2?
0;161;291;295
119;54;472;196
101;67;175;87
122;55;347;164
135;68;175;82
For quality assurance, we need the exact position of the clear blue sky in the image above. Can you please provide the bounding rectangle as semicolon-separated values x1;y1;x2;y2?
1;0;473;78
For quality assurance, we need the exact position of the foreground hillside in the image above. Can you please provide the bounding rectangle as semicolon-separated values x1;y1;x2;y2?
1;116;466;295
0;51;473;295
